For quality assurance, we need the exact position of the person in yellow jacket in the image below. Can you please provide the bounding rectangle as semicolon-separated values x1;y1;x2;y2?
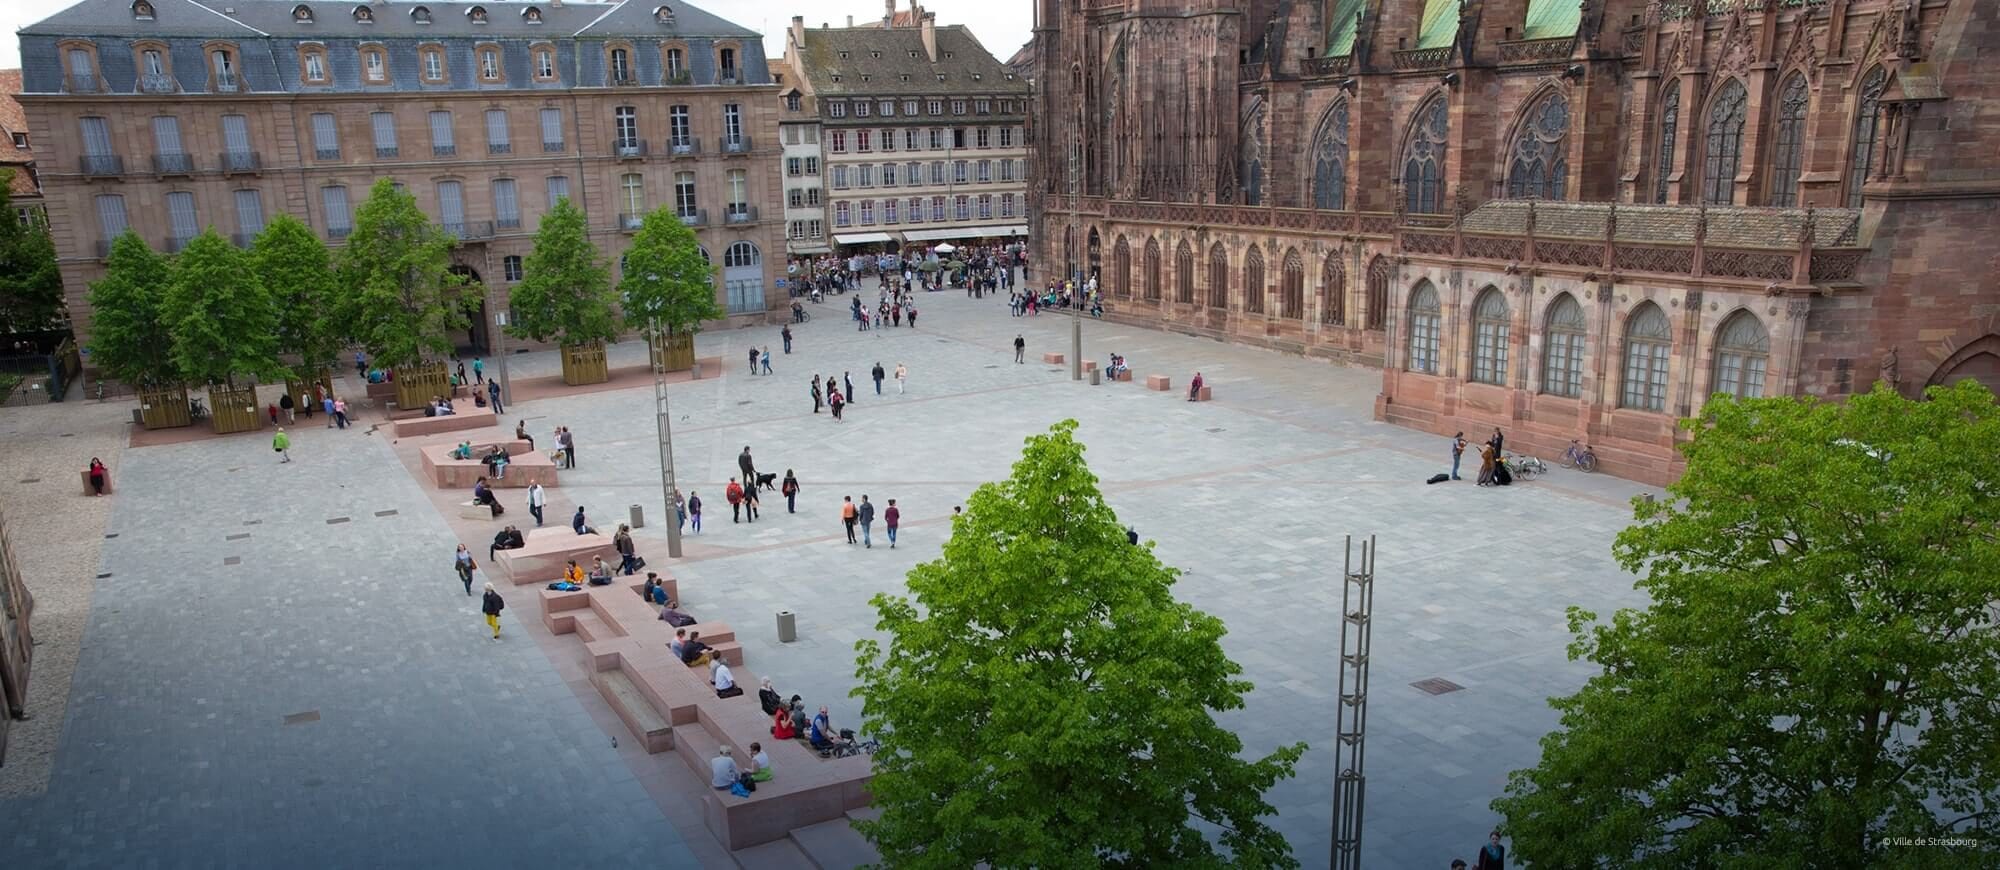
562;559;585;585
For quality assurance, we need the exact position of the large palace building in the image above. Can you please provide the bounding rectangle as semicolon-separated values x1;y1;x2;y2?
1030;0;1999;483
19;0;788;352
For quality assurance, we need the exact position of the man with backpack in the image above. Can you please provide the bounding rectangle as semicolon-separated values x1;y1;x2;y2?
726;477;746;523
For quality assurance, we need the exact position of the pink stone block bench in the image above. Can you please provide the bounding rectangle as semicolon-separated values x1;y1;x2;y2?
1112;368;1133;382
420;440;558;488
492;526;618;585
1081;359;1098;372
390;406;498;439
80;468;112;495
1041;351;1065;365
1145;374;1172;391
1193;386;1213;401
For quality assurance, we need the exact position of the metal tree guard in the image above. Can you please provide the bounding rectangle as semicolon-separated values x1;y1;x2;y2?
1330;534;1375;869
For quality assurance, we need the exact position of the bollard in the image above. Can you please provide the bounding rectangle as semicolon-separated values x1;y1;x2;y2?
775;610;797;643
629;504;644;529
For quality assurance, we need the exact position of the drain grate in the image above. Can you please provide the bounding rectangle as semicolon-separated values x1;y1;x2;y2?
223;556;241;566
326;517;350;525
373;510;398;518
1411;678;1465;696
59;433;74;437
17;478;39;484
95;572;112;579
282;710;321;726
104;533;119;539
984;364;998;369
242;519;261;526
1205;427;1226;433
736;400;753;405
226;533;250;541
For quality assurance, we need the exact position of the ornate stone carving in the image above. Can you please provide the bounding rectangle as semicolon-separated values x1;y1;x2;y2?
1880;346;1900;389
1787;299;1811;320
1717;11;1756;77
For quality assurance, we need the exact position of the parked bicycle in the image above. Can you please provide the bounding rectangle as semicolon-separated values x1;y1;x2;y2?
1559;439;1599;473
1507;453;1547;480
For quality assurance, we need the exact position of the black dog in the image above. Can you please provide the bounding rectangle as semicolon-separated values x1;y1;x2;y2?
755;472;779;491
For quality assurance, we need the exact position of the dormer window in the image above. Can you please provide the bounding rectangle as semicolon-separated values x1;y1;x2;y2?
208;45;242;92
899;74;908;82
477;45;502;81
944;51;954;59
972;73;982;81
654;5;675;25
665;47;686;80
467;6;487;24
522;6;542;23
131;0;155;20
420;45;447;83
532;45;556;80
352;5;372;24
870;51;880;58
909;50;919;58
609;47;632;83
410;6;431;24
830;74;843;83
361;45;387;82
292;4;313;23
301;45;330;83
936;73;946;82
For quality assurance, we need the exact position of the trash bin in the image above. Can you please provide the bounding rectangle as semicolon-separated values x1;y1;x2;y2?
629;504;644;529
775;610;797;643
1090;369;1101;386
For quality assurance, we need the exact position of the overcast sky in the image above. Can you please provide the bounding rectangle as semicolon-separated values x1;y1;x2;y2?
0;0;1033;70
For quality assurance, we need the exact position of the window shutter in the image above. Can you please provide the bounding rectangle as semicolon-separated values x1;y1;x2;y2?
437;181;465;226
221;115;251;153
485;109;509;147
493;179;518;222
95;195;128;238
371;112;397;149
80;118;113;156
429;111;455;148
322;186;350;231
540;108;563;146
166;192;198;240
310;113;338;151
234;189;265;236
546;175;570;206
151;116;184;154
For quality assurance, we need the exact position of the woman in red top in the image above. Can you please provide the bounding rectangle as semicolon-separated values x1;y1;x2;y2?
771;706;797;739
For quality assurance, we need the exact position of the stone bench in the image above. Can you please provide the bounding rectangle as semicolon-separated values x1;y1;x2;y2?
1111;368;1133;382
1146;374;1172;391
1192;385;1213;401
458;500;495;520
390;406;498;439
1041;352;1065;365
421;440;558;488
492;526;618;585
1081;359;1097;372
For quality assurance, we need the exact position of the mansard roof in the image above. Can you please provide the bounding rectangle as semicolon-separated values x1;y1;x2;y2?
23;0;757;41
795;24;1027;97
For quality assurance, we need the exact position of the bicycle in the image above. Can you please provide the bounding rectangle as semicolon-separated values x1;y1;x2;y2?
1559;439;1599;473
826;738;880;759
1507;453;1547;480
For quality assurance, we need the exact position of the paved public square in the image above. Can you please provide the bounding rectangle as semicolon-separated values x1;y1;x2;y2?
0;286;1658;868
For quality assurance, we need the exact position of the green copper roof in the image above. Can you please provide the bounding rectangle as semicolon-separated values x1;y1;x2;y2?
1416;0;1460;50
1523;0;1583;40
1325;0;1365;56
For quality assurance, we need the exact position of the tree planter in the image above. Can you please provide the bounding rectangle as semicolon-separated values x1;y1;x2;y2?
393;362;450;411
208;384;262;434
561;342;609;385
649;333;695;372
136;385;192;430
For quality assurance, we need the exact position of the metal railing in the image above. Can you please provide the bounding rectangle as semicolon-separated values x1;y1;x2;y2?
220;150;261;173
81;154;124;176
722;136;752;154
152;152;194;175
619;213;646;231
497;216;522;230
488;143;511;156
138;73;177;94
666;71;693;85
610;71;636;86
67;74;99;93
725;205;757;224
678;209;706;227
543;140;565;153
213;72;240;92
463;221;494;240
327;225;351;240
719;69;739;84
432;144;457;158
376;146;400;158
670;136;699;155
314;147;341;160
615;139;648;159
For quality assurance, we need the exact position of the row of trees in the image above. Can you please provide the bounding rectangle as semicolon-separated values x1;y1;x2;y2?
86;178;722;390
0;170;63;336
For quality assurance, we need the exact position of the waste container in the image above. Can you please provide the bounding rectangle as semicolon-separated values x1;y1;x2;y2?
1090;368;1101;385
775;610;797;643
629;504;644;528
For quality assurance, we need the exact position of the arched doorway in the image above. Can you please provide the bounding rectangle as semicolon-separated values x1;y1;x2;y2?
1087;228;1102;285
1927;334;2000;395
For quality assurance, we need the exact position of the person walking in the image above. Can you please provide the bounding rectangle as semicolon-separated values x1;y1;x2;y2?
781;324;793;354
857;495;876;549
871;362;885;396
760;346;773;375
673;487;687;530
527;482;547;527
487;379;504;415
354;350;367;377
829;387;845;422
332;397;349;429
748;345;761;375
781;470;799;513
843;371;856;405
841;496;858;544
738;445;757;485
688;491;703;533
1450;432;1467;482
473;356;485;384
1014;334;1026;364
278;391;296;423
811;376;823;414
907;305;917;328
727;477;745;523
894;362;907;394
322;392;336;427
481;582;506;640
1476;442;1497;487
614;524;639;574
743;483;760;523
884;499;900;548
1474;833;1506;870
455;544;478;595
273;427;291;463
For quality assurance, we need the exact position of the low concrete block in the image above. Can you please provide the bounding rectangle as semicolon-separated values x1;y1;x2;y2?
1194;386;1213;401
390;406;498;439
1145;374;1172;391
1041;352;1065;365
80;468;112;495
493;526;619;585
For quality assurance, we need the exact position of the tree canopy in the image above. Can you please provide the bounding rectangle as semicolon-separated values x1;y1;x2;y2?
252;213;342;375
84;230;177;386
507;196;618;346
161;229;283;386
335;178;473;368
617;207;719;337
1494;382;2000;868
0;172;63;334
853;419;1306;869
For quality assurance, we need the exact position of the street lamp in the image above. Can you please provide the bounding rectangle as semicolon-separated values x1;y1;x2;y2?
646;276;685;559
1066;99;1084;381
493;310;513;408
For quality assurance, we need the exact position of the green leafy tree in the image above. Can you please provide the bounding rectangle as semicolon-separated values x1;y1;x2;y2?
617;207;719;340
853;420;1307;869
252;214;343;376
1494;382;2000;868
83;230;176;386
0;171;63;333
508;197;618;345
161;228;282;386
336;178;472;368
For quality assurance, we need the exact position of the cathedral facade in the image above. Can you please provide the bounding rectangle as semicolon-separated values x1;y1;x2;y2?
1029;0;2000;483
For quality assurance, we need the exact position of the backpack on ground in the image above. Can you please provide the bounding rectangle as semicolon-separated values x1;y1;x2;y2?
1425;473;1449;485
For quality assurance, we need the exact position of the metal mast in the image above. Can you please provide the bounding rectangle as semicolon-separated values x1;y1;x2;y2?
1330;534;1376;869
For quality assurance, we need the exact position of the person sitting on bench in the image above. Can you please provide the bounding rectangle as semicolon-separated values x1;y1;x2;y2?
770;704;798;739
451;441;475;460
680;630;713;667
657;599;696;627
572;506;597;536
711;659;743;698
482;444;509;479
489;525;524;560
561;559;586;587
809;706;836;750
1104;353;1128;383
586;556;614;586
515;420;535;450
472;478;504;517
757;677;784;716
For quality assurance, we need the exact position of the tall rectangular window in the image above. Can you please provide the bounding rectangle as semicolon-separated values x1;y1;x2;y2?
428;110;455;156
1000;193;1015;217
540;108;564;152
786;157;802;176
674;172;697;216
727;169;747;214
67;48;96;92
322;185;351;237
883;163;897;186
976;127;990;149
884;199;898;223
436;180;465;233
834;201;850;226
485;109;510;154
976;160;991;183
613;106;638;147
954;195;970;220
858;165;874;187
234;188;265;239
669;105;691;148
95;194;128;242
221;114;252;156
151;115;184;157
723;104;742;146
830;131;847;153
493;178;519;228
310;113;339;159
166;192;198;247
546;175;570;207
930;162;946;185
906;197;924;224
620;173;644;216
859;200;874;224
371;111;398;157
905;129;920;150
978;194;992;219
1000;127;1014;148
832;166;848;189
929;128;943;150
857;130;872;152
364;50;386;83
953;161;969;184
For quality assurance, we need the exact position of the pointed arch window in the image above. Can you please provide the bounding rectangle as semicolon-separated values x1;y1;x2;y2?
1402;95;1449;214
1407;281;1441;373
1175;241;1194;303
1239;103;1265;206
1207;243;1229;309
1243;247;1265;314
1655;80;1681;204
1701;80;1748;205
1470;288;1510;384
1365;256;1391;330
1541;293;1586;397
1312;100;1348;210
1768;74;1809;207
1712;311;1770;399
1319;254;1345;326
1112;237;1130;298
1506;91;1569;200
1621;303;1673;411
1143;239;1162;301
1280;250;1304;320
1847;66;1887;209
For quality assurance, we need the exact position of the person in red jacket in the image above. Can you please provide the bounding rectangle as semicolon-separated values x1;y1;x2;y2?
883;499;901;548
726;477;746;522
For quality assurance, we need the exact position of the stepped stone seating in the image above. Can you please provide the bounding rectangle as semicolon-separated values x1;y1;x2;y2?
390;406;497;438
536;576;874;849
492;526;617;585
421;439;558;488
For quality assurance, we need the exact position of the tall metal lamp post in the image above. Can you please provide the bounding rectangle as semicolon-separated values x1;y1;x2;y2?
647;281;684;559
492;310;513;408
1066;95;1084;380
